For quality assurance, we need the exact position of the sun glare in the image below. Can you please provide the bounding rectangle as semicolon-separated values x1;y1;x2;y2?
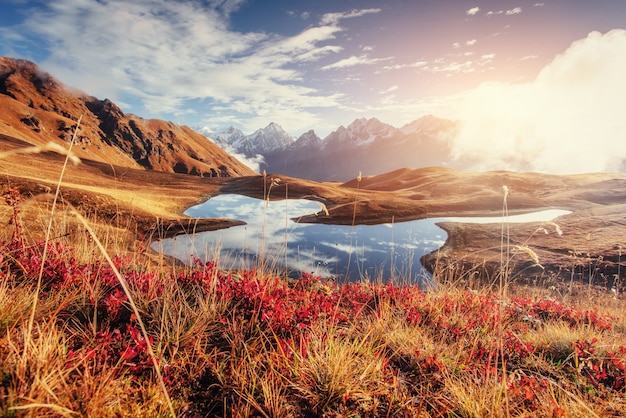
451;30;626;174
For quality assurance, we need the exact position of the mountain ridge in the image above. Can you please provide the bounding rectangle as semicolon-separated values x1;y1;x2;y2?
0;56;255;177
203;115;459;181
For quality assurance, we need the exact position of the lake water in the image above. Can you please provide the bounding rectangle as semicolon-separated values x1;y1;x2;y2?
153;194;570;284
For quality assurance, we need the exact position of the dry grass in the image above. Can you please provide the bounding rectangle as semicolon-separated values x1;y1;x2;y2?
1;225;625;416
2;143;626;417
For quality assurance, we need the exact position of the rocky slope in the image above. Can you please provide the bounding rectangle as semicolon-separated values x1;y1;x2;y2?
0;57;255;177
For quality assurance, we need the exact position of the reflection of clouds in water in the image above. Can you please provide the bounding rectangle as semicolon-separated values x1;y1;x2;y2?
156;195;446;281
320;241;354;255
287;246;340;266
186;197;320;255
186;195;321;222
284;250;334;277
156;195;569;282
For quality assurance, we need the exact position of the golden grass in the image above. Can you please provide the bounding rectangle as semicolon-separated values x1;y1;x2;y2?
2;141;626;416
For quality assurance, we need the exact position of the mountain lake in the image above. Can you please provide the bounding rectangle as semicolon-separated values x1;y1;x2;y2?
153;194;570;284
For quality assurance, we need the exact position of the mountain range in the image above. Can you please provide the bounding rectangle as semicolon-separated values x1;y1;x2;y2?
1;55;460;183
2;56;626;289
203;115;459;182
0;57;254;177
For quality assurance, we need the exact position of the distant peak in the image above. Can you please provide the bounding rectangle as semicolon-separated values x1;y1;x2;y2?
349;117;381;126
262;122;287;133
295;129;321;145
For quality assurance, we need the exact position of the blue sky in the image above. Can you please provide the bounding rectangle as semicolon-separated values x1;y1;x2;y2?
2;0;626;173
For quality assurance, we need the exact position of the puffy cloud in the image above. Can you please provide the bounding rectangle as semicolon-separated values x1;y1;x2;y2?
8;1;381;135
466;7;480;16
224;149;265;173
451;30;626;174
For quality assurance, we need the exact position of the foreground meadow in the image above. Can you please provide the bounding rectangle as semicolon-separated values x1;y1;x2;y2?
1;187;626;418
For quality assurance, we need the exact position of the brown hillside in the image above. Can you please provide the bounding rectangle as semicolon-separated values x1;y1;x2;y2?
0;56;254;177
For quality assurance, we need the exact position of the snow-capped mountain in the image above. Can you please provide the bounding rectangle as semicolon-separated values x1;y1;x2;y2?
200;115;459;181
205;122;293;157
400;114;458;137
246;122;294;154
210;126;247;145
325;118;398;147
267;115;459;181
289;129;322;149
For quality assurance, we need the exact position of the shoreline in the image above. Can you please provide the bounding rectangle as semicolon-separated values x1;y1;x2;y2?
1;147;625;285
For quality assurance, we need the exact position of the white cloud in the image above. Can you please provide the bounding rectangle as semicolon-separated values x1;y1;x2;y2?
379;85;398;95
3;0;380;136
466;39;477;46
486;7;523;16
451;30;626;174
209;0;248;15
425;52;495;75
409;61;429;69
431;61;476;74
320;8;381;26
452;42;461;48
9;1;380;136
466;7;480;16
381;61;427;71
220;146;265;173
321;55;387;70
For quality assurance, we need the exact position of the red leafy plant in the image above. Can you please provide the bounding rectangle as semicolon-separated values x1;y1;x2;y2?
1;191;624;416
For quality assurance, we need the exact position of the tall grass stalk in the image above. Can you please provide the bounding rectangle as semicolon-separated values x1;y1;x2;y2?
284;183;289;279
259;174;282;275
26;116;82;347
617;245;622;297
261;170;267;271
390;215;396;282
345;171;362;280
500;185;510;297
68;206;176;418
498;185;511;416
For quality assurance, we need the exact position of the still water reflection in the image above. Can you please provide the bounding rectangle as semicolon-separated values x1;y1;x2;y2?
153;194;570;283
